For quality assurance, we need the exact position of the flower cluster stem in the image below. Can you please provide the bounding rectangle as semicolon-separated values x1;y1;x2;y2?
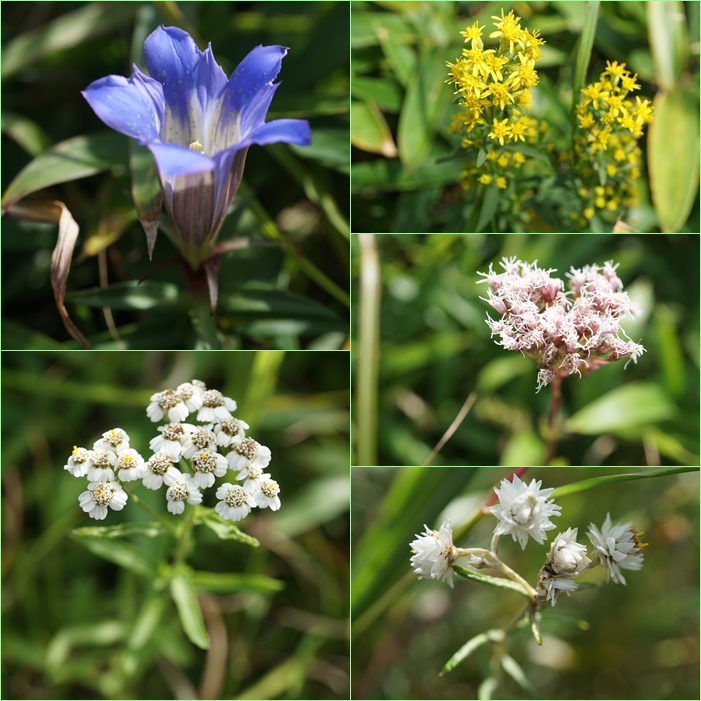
545;372;563;464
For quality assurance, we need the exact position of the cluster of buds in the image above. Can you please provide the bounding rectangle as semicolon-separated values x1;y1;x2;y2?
64;380;280;522
410;474;646;607
446;9;546;192
477;257;645;392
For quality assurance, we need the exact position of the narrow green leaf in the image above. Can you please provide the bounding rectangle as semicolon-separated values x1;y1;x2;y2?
441;630;502;675
220;289;345;323
351;100;397;157
66;281;182;310
453;566;529;596
475;184;500;232
374;20;417;87
1;131;127;212
170;568;210;650
191;571;284;594
478;677;498;700
502;654;541;699
198;509;260;546
1;110;51;156
476;146;488;168
351;76;403;112
528;609;542;646
70;535;156;577
552;466;699;499
572;2;600;129
648;86;699;232
72;522;165;539
127;597;165;653
647;1;688;90
565;383;675;435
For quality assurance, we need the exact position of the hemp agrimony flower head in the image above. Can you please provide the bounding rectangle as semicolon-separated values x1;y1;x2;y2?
587;513;646;585
64;379;280;523
82;26;311;311
490;474;561;549
477;257;645;392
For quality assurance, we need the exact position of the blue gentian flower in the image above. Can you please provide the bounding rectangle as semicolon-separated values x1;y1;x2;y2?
82;26;311;277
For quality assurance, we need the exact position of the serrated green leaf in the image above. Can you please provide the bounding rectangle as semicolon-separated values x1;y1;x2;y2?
170;568;210;650
72;522;165;539
2;132;127;212
565;383;675;435
191;571;284;593
198;510;260;546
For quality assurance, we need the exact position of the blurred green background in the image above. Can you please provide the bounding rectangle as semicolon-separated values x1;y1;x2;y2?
2;1;350;349
351;1;700;233
351;466;700;700
352;233;700;466
1;350;349;699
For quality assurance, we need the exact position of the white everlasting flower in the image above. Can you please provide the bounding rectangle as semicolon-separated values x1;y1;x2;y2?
86;449;116;483
78;481;128;520
587;513;645;585
226;437;271;472
490;474;561;550
181;425;217;460
197;389;237;423
176;382;205;412
536;528;592;607
190;449;229;489
64;446;92;477
115;448;146;482
215;483;256;522
146;389;189;423
214;417;249;447
409;520;460;588
252;478;281;511
142;452;182;490
166;474;203;515
149;422;194;461
93;428;130;455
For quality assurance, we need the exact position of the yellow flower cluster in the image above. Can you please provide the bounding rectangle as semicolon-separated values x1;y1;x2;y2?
446;10;545;139
572;61;654;224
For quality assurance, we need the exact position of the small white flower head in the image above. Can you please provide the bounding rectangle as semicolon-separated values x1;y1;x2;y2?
252;478;281;511
176;382;205;412
149;422;194;461
78;481;128;520
86;449;116;483
409;520;459;588
115;448;146;482
215;483;256;522
64;446;92;477
146;389;189;423
181;425;217;460
235;463;268;492
538;572;579;607
490;474;561;550
142;452;182;491
166;474;203;515
93;428;130;455
587;513;645;585
197;389;237;423
227;437;271;472
548;527;592;577
191;379;207;390
190;449;228;489
214;417;249;447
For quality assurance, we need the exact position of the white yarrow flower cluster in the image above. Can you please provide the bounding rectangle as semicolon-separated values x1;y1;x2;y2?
477;257;645;391
64;380;280;522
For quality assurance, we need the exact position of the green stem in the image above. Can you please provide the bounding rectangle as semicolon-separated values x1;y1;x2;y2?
173;505;196;567
545;372;563;464
130;492;178;535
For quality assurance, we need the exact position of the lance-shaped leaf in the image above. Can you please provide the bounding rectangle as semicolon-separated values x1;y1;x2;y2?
129;141;163;258
170;567;210;650
441;629;503;675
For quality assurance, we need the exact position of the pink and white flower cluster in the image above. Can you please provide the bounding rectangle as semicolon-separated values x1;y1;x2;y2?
65;380;280;522
477;257;645;391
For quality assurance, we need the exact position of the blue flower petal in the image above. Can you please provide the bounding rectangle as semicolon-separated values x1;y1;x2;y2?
145;26;227;147
82;69;163;142
147;141;215;179
237;118;311;150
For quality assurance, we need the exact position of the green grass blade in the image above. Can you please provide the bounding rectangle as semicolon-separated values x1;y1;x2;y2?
571;2;600;137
